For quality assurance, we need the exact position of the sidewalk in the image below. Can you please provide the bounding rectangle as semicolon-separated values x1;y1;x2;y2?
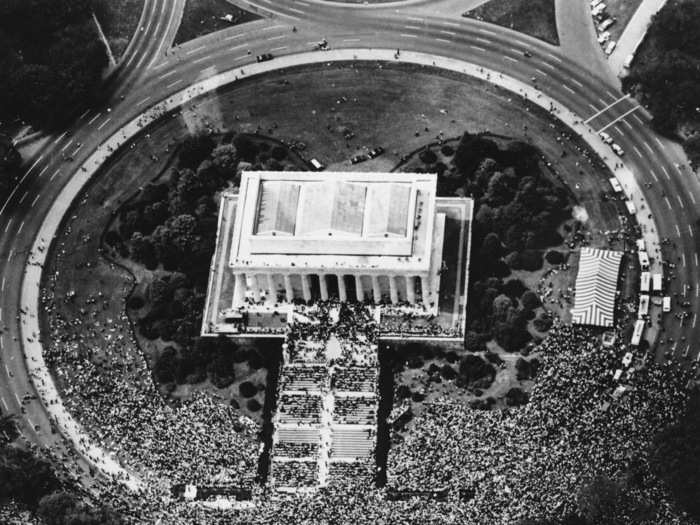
608;0;667;77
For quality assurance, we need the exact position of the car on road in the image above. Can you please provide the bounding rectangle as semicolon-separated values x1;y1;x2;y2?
523;51;532;58
599;131;613;144
350;154;368;164
611;143;624;156
256;53;273;63
368;146;385;159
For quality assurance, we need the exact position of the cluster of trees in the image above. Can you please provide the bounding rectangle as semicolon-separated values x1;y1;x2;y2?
0;427;120;524
0;135;21;203
152;335;267;391
0;0;107;129
434;132;570;353
105;132;298;396
622;0;700;165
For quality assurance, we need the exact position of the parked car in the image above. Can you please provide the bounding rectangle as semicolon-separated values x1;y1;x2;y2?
256;53;273;63
368;146;385;159
350;154;368;164
611;143;624;156
599;131;613;144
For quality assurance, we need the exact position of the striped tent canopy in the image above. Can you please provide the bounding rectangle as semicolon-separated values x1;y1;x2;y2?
570;247;623;327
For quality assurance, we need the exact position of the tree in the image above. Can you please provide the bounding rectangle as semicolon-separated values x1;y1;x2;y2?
521;290;541;311
576;474;625;525
179;134;215;169
38;490;123;525
0;445;60;507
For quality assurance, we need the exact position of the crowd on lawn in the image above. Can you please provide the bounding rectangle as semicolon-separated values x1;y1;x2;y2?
36;246;696;524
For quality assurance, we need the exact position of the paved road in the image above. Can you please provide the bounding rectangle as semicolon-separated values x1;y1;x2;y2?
0;0;698;490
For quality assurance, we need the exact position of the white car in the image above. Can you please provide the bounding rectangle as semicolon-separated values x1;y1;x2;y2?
604;40;617;55
611;143;624;156
599;131;613;144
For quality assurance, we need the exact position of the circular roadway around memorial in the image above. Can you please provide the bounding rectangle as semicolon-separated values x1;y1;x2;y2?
27;50;652;492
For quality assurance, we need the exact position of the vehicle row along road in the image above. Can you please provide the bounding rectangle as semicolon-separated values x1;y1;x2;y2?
0;0;697;489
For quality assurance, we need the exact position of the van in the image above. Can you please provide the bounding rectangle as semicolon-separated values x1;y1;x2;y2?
662;296;671;312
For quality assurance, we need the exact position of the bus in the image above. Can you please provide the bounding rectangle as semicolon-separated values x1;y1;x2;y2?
631;319;645;346
638;251;649;271
638;294;649;318
652;273;663;293
609;177;623;193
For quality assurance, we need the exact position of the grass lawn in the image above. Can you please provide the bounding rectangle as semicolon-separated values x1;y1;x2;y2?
173;0;260;46
600;0;644;43
464;0;559;45
93;0;145;60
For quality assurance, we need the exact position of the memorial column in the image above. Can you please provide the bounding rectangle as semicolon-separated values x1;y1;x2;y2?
354;274;364;302
389;275;399;304
405;275;416;303
301;274;312;302
337;274;347;302
371;275;382;303
319;274;329;301
284;274;294;302
233;273;246;306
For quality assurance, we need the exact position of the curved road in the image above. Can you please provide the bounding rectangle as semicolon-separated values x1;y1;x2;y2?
0;0;697;490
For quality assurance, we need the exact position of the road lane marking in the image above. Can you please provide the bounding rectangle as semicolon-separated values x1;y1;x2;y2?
650;170;659;182
166;79;183;89
443;21;460;27
694;313;697;328
17;220;23;234
535;68;547;76
690;192;697;205
682;253;686;267
185;44;205;55
633;145;642;156
225;33;246;41
87;113;101;125
159;69;177;79
0;277;4;292
655;137;664;148
563;85;575;94
541;62;556;70
661;166;670;180
78;109;90;120
571;78;584;88
50;169;60;181
675;224;681;236
664;197;671;209
644;141;654;153
19;191;28;204
3;219;11;233
436;38;451;44
192;55;210;64
548;53;563;63
504;56;517;63
677;195;684;209
400;33;418;38
404;25;421;30
596;106;641;133
406;16;423;22
695;253;699;267
342;38;361;42
475;37;490;44
38;165;48;177
53;131;67;145
137;96;151;106
439;30;456;36
30;195;40;207
27;155;44;173
690;224;695;237
268;34;286;41
584;94;630;124
469;45;486;52
60;140;73;152
271;46;288;52
288;6;304;14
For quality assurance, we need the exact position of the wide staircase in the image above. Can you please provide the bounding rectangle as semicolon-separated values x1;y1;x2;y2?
269;304;378;492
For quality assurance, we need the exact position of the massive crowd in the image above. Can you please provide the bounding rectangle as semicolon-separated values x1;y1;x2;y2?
33;210;696;524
